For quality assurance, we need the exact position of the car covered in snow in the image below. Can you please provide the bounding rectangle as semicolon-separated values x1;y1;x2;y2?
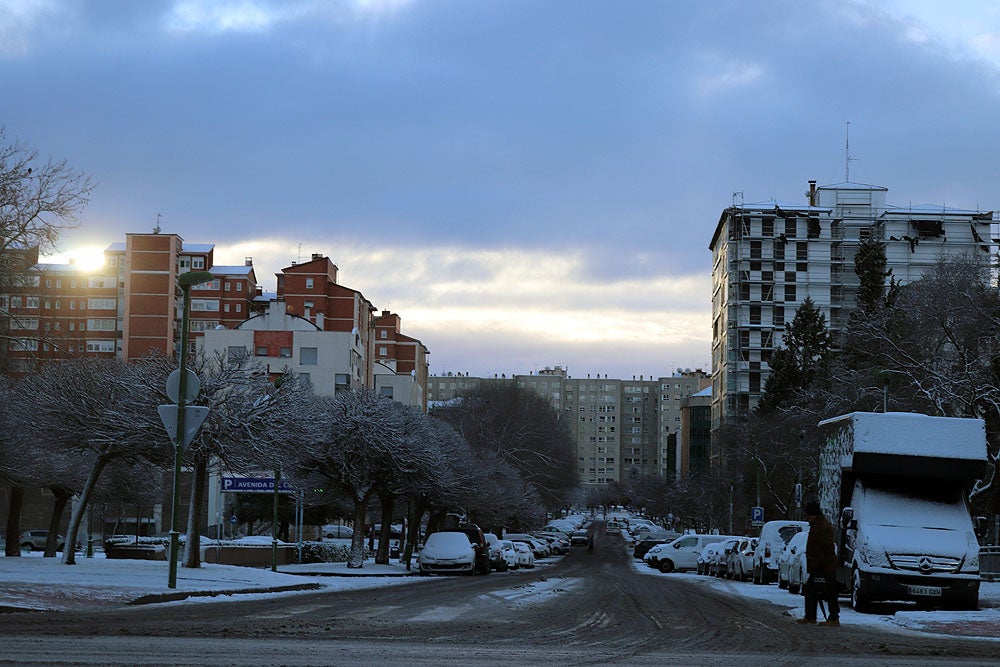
418;532;477;575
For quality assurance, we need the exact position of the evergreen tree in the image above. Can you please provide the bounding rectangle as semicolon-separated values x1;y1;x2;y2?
757;297;831;414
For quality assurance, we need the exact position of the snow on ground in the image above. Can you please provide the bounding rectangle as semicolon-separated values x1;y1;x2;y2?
0;549;566;613
630;555;1000;641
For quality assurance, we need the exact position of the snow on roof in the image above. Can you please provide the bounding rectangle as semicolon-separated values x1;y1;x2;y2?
818;412;986;460
33;263;89;273
181;243;214;254
105;242;125;252
210;265;253;276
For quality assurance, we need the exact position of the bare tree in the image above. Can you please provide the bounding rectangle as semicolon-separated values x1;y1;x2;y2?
0;129;95;369
432;381;578;510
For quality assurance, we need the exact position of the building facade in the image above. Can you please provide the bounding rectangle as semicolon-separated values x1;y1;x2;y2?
427;367;710;489
709;180;995;429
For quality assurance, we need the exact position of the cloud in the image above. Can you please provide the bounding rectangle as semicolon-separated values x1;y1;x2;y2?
0;0;64;55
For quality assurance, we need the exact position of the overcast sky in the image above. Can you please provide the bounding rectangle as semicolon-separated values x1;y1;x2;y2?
4;0;1000;379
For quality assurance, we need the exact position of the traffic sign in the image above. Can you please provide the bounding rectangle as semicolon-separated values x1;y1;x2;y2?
221;477;295;494
158;404;210;448
230;515;238;525
751;506;765;526
166;369;201;403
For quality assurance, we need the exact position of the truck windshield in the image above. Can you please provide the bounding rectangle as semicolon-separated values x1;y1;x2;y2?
860;477;968;530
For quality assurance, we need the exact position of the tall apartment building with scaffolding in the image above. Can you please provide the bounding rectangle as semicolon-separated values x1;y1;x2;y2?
709;180;995;430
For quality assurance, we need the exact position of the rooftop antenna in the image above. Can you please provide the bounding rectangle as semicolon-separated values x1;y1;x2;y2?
154;213;162;234
297;243;302;263
845;121;859;182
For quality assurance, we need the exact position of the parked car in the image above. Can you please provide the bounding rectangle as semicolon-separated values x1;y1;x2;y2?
506;533;550;558
484;533;507;572
570;530;590;547
646;534;740;573
605;520;624;535
498;539;519;570
418;532;477;575
713;538;742;577
633;532;679;560
19;530;74;552
783;529;810;594
512;541;535;568
533;533;569;555
321;525;354;540
440;525;492;575
697;542;725;575
752;521;808;585
728;537;758;581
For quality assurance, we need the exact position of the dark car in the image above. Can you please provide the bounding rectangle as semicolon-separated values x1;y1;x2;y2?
570;530;590;547
436;525;491;575
19;530;76;552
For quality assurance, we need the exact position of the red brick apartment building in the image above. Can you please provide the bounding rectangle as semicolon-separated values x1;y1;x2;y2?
1;233;429;407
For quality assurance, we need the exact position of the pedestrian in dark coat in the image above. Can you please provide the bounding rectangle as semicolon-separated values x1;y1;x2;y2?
798;500;840;626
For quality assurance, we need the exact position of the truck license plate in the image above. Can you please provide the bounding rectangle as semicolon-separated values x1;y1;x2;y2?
908;585;942;597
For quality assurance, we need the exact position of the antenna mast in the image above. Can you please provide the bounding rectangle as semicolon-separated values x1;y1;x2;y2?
844;121;859;182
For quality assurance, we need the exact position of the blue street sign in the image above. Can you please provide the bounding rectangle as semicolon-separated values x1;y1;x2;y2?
230;515;238;525
751;506;765;524
222;477;295;494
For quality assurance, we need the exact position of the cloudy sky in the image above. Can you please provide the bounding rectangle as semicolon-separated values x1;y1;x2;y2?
4;0;1000;379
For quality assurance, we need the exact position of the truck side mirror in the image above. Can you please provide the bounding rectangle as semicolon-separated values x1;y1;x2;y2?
974;516;988;538
840;507;853;529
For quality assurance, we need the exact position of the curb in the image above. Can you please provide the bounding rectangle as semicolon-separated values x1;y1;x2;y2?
128;582;323;606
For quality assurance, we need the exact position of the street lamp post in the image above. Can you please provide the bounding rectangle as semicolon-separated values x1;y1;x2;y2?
168;270;215;589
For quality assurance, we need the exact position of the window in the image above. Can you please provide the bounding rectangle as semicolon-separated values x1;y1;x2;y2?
69;323;75;331
380;386;394;398
784;285;796;302
279;347;292;357
87;298;116;310
192;280;219;291
71;279;77;288
300;347;318;365
12;318;38;330
749;306;761;325
88;277;115;288
236;282;243;291
335;373;350;386
44;300;51;309
189;320;220;332
762;217;774;237
236;304;241;313
224;304;230;313
224;282;231;291
55;280;61;288
45;279;51;288
86;340;115;353
255;346;267;356
796;242;808;261
785;218;797;238
192;257;205;269
305;278;314;289
69;300;75;309
26;297;39;309
750;240;761;259
54;322;60;331
87;318;116;331
14;338;39;351
190;300;220;312
227;346;248;362
379;346;388;356
380;330;388;339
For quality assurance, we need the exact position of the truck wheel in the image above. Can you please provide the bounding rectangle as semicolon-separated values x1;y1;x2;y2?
851;569;873;613
658;559;675;573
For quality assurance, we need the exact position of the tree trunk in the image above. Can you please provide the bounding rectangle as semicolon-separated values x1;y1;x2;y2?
62;456;109;565
375;491;395;565
402;497;428;568
4;486;24;557
183;454;208;568
347;489;374;569
44;487;73;558
426;507;447;538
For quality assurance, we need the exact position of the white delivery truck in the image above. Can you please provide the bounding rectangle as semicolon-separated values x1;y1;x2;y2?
817;412;987;612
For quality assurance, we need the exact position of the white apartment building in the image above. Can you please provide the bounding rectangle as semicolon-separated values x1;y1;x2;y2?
710;180;995;429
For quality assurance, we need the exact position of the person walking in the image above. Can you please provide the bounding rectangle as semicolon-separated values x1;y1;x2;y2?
797;500;840;626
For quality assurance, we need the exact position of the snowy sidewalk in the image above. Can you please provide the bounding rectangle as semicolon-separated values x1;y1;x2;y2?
0;553;422;612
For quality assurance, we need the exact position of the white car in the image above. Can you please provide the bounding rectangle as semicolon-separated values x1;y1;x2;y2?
752;521;808;584
784;529;810;594
418;532;476;575
499;539;519;570
728;537;758;581
697;542;725;576
512;541;535;569
777;529;807;590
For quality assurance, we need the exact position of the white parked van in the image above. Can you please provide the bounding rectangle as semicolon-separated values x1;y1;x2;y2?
644;534;739;573
605;520;624;535
751;520;808;584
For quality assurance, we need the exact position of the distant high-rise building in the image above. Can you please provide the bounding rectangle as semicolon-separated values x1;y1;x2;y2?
427;366;710;489
709;180;995;429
